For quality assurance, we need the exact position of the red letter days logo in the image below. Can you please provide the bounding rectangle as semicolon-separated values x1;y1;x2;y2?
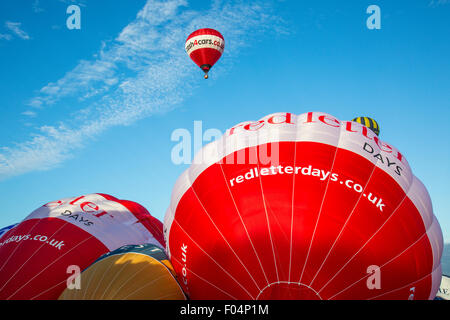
305;112;406;177
180;244;189;296
228;113;294;136
44;195;115;227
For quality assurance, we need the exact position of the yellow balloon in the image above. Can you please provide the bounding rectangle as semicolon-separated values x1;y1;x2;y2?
59;244;186;300
352;116;380;136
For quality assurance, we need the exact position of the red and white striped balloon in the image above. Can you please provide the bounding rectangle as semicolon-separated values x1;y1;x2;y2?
185;28;224;79
164;112;443;300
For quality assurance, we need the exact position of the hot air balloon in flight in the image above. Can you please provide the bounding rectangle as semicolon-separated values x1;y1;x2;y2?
164;111;443;300
352;116;380;136
0;193;164;300
185;28;224;79
59;244;186;300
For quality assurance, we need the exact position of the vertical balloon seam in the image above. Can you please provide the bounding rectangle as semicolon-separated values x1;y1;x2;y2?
216;152;271;286
297;122;342;285
265;125;297;284
226;128;277;285
0;218;71;298
257;125;289;280
254;149;281;284
188;166;262;294
288;115;300;283
258;123;300;284
308;136;384;289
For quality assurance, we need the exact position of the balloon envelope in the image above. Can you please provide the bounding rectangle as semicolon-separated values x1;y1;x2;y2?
59;244;186;300
0;193;164;300
164;112;443;300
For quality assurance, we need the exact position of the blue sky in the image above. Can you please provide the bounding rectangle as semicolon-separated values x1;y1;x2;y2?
0;0;449;243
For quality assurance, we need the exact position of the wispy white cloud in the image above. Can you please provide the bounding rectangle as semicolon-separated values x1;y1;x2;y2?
58;0;87;7
0;33;12;41
32;0;45;13
5;21;30;40
21;111;37;118
1;0;284;180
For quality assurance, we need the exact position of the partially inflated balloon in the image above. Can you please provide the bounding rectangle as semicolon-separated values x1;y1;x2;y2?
185;28;224;79
0;193;164;300
59;244;186;300
164;112;443;300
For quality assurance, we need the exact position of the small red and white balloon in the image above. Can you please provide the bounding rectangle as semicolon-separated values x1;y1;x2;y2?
185;28;225;79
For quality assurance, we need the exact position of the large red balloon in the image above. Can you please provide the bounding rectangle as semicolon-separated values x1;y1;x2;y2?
0;193;164;300
185;28;224;79
164;112;443;300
